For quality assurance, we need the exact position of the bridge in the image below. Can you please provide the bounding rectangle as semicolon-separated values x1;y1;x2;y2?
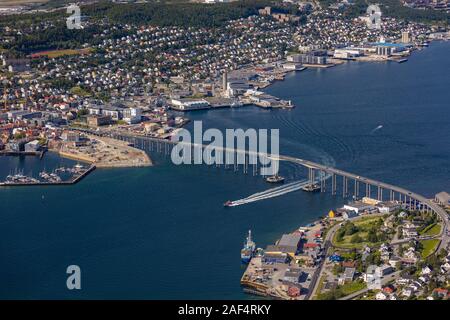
75;128;450;251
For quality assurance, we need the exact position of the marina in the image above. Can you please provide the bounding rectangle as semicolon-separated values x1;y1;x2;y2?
0;164;95;187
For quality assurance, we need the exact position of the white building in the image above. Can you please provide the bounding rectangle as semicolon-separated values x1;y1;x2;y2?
122;107;142;124
344;202;375;214
375;292;388;300
333;48;363;59
171;98;210;111
377;202;401;213
376;265;394;277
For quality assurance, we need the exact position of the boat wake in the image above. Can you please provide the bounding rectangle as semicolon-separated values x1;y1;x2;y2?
229;172;332;206
370;125;383;134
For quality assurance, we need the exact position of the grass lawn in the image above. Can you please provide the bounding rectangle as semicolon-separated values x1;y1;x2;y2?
420;239;440;258
0;0;48;7
332;215;385;249
340;281;366;295
30;48;92;59
419;223;441;237
313;276;327;300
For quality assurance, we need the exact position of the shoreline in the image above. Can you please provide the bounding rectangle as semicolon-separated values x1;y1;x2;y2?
247;40;446;96
53;133;152;169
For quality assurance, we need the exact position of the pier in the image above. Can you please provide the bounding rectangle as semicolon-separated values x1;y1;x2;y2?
0;165;96;187
0;150;46;158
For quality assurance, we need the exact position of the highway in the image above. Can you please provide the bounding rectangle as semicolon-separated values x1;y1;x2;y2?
307;221;342;299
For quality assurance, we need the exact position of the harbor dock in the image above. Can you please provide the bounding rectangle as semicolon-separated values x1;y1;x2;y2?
0;164;96;187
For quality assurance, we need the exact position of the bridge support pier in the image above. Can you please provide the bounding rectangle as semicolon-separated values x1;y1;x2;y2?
354;180;360;199
332;174;337;195
366;184;371;198
308;168;315;186
320;171;326;192
343;176;348;198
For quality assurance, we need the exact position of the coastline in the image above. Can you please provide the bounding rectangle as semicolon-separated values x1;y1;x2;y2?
250;40;447;95
52;134;152;168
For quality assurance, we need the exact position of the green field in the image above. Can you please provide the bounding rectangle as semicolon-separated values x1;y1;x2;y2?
420;239;440;258
340;281;366;296
332;215;385;249
419;223;441;237
0;0;49;7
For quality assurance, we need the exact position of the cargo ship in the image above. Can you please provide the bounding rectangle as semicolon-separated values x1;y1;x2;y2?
241;230;256;264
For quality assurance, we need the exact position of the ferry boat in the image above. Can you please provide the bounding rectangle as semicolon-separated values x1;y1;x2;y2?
265;174;285;184
301;184;321;192
241;230;256;264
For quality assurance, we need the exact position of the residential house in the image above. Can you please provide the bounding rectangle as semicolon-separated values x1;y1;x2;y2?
402;222;418;238
376;265;394;278
376;292;388;300
402;287;415;298
421;266;433;276
339;267;356;285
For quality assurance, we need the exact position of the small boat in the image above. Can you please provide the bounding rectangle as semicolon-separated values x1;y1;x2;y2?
301;184;321;192
265;175;285;184
224;200;234;207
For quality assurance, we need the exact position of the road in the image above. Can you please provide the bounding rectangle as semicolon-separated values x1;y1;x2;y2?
306;221;342;299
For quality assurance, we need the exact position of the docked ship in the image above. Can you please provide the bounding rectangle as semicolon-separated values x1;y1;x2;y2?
265;174;285;184
241;230;256;264
230;99;243;108
301;183;321;192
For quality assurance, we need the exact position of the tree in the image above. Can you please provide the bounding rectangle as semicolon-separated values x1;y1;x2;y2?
351;234;363;244
13;132;26;140
332;263;344;276
344;222;359;236
367;228;378;243
77;108;88;118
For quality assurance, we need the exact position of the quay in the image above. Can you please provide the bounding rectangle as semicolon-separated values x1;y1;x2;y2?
0;165;96;187
0;150;46;159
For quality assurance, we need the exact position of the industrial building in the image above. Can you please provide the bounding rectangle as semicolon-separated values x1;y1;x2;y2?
170;98;210;111
88;103;142;123
287;51;328;65
265;233;302;258
24;140;41;152
283;268;303;284
344;201;376;214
